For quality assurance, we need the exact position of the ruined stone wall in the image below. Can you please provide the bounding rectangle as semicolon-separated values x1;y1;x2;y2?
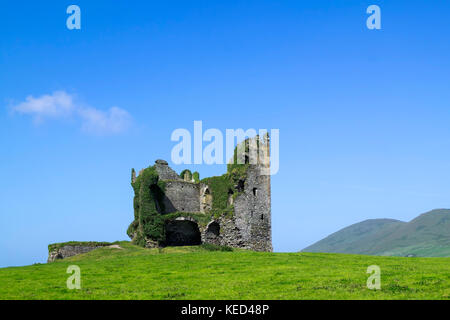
154;159;181;180
198;165;271;252
200;217;246;249
48;245;107;262
128;134;272;252
232;165;272;251
160;136;272;251
162;180;200;213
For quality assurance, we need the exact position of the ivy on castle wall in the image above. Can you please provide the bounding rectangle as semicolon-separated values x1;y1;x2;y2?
192;171;200;183
200;175;234;214
127;138;260;247
200;140;252;215
180;169;192;181
180;169;200;183
127;166;166;246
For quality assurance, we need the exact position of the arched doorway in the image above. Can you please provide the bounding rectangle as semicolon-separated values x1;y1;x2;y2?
204;221;221;245
165;220;202;246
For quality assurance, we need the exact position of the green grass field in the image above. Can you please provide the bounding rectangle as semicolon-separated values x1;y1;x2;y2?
0;242;449;300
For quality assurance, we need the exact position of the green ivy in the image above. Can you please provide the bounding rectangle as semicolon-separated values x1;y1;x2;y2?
180;169;192;181
128;165;166;245
199;141;251;214
200;175;234;213
128;139;255;247
192;171;200;183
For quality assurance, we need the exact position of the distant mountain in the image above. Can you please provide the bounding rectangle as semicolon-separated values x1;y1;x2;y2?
302;209;450;257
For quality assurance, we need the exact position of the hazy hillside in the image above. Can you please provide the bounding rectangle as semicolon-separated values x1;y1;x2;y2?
302;209;450;257
302;219;406;255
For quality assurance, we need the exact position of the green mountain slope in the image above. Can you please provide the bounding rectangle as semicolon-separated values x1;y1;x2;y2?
302;209;450;257
0;242;449;299
302;219;406;255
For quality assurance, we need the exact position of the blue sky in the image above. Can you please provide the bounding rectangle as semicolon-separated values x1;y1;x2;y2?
1;1;450;267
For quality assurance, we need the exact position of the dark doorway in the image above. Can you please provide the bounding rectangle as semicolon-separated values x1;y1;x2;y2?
204;221;221;245
165;220;201;246
206;221;220;236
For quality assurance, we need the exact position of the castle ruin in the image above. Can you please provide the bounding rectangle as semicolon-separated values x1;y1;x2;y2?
127;135;272;252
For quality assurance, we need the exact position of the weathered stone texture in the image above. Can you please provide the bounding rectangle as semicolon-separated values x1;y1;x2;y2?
154;159;181;180
130;136;272;252
232;165;272;251
162;180;200;213
47;245;106;262
197;165;272;251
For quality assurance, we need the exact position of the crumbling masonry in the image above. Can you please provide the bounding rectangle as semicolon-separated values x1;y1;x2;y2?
127;136;272;252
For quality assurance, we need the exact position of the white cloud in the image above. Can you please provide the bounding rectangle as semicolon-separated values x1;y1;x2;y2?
12;91;74;123
11;91;132;135
78;106;132;135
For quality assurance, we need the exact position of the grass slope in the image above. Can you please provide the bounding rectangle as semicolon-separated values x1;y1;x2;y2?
302;209;450;257
0;242;449;300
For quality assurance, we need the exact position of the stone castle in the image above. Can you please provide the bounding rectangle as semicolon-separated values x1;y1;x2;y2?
127;135;272;252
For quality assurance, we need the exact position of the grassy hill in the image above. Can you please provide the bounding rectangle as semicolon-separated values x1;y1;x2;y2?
301;219;406;255
302;209;450;257
0;242;449;299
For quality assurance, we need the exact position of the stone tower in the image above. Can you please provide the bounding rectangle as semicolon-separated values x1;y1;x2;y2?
127;135;272;252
